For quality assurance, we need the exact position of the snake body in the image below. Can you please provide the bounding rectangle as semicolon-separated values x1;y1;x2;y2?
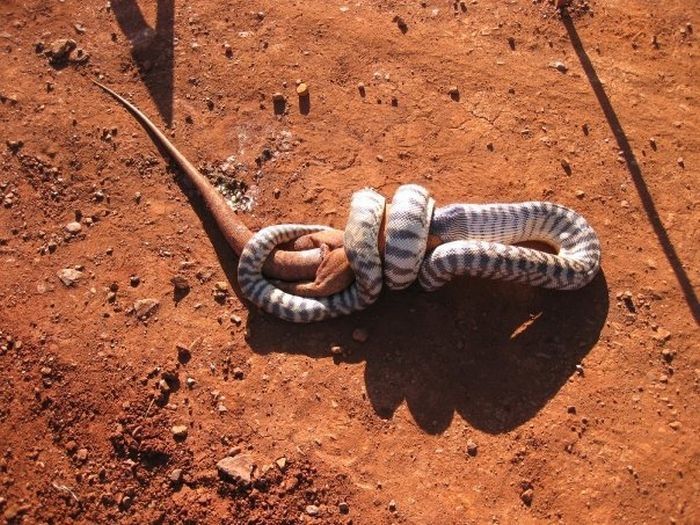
237;189;385;322
239;185;601;322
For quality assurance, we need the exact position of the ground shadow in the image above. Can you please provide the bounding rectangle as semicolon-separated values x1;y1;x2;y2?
112;0;174;126
561;7;698;323
245;272;608;435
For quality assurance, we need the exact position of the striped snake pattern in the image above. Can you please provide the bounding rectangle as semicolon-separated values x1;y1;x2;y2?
238;185;601;322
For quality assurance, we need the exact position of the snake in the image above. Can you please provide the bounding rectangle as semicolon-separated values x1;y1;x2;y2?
238;184;601;322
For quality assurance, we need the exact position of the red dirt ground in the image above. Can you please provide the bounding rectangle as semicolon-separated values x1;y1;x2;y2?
1;0;698;523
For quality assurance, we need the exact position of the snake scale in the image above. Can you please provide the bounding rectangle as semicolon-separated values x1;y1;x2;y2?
239;185;601;322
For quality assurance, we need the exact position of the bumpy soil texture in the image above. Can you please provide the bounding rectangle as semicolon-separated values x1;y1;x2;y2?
1;0;698;523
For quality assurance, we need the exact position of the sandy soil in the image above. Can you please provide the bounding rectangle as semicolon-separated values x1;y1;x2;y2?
1;0;698;523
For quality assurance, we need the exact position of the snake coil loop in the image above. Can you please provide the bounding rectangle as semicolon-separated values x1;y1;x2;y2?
238;184;601;322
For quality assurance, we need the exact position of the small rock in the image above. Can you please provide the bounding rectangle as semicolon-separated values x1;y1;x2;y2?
561;158;572;174
169;468;183;484
306;505;320;516
520;488;533;506
661;348;674;363
653;328;672;344
330;345;344;355
448;86;460;101
232;367;244;380
275;457;287;470
75;448;88;462
6;140;24;154
216;454;254;484
466;440;478;456
352;328;368;343
668;421;681;430
391;96;398;107
388;499;397;512
65;440;78;455
57;268;83;287
170;275;190;292
392;15;408;33
176;343;191;363
649;137;657;150
186;377;197;388
575;190;585;199
550;61;568;73
507;36;515;50
171;425;188;441
130;275;141;287
567;405;577;414
65;221;82;234
677;157;684;168
45;38;76;65
230;314;242;325
338;501;350;514
134;298;159;319
158;379;171;394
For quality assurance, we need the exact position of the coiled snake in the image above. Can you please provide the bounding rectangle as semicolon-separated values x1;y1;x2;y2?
238;184;601;322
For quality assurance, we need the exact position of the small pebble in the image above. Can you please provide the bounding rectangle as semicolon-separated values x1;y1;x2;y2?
357;82;366;96
75;448;88;462
393;16;408;33
217;454;254;484
130;275;141;287
169;468;183;484
448;86;460;101
561;158;572;173
134;298;159;319
668;421;681;430
176;343;191;362
550;61;568;73
330;345;344;355
352;328;368;343
466;440;478;456
305;505;320;516
575;190;585;199
388;500;397;512
520;488;533;506
57;268;83;287
65;221;82;234
507;36;515;49
170;275;190;292
677;157;684;168
171;425;188;441
339;501;350;514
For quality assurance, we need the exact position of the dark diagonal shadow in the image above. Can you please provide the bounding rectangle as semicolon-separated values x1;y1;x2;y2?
112;0;174;126
561;7;699;324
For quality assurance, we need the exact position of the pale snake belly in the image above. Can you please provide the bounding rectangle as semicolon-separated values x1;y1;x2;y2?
238;184;601;322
